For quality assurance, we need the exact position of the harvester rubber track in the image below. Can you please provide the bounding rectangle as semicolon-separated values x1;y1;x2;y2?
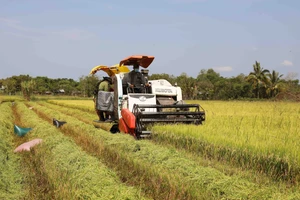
132;104;205;139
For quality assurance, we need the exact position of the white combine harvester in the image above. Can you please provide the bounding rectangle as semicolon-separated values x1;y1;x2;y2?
90;55;205;139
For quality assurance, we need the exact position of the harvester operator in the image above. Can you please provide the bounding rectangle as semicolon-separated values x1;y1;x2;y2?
127;63;149;93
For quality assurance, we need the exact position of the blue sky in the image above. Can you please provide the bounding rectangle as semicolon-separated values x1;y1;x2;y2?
0;0;299;80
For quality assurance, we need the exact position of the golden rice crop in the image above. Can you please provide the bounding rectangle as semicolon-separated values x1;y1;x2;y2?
152;100;300;182
28;100;300;199
48;99;95;113
47;99;300;183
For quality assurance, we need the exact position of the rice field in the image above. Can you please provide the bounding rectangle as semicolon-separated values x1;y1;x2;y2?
152;101;300;182
1;96;300;199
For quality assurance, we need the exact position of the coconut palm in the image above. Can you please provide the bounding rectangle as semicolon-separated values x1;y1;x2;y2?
246;61;270;98
266;70;283;98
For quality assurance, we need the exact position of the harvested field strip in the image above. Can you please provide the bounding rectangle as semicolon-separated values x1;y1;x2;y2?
12;103;56;199
0;103;25;199
43;101;112;131
28;101;300;200
47;99;95;113
16;102;147;200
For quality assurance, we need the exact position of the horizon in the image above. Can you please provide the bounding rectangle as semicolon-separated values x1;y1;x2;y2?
1;0;299;80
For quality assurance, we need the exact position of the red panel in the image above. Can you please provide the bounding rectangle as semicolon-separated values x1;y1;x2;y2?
119;118;136;136
121;108;136;129
119;118;129;133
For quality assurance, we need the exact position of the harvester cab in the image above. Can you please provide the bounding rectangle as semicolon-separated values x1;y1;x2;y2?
113;55;206;139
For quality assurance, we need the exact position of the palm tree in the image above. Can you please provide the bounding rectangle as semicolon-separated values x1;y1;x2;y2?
21;80;36;101
266;70;283;98
246;61;270;98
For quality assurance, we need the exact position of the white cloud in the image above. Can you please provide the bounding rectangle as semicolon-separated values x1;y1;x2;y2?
52;29;95;41
213;66;233;72
0;17;20;25
281;60;293;66
0;17;39;32
0;17;43;41
2;31;40;41
0;18;94;41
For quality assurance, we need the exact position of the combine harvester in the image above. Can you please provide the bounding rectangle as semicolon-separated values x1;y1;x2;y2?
91;55;205;139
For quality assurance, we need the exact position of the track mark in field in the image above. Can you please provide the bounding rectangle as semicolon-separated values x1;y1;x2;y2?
12;104;55;199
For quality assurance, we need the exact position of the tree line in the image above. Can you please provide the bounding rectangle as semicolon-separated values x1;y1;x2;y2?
149;61;299;100
0;61;299;100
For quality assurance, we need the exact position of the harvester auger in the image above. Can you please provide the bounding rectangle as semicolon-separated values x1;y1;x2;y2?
90;55;206;139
